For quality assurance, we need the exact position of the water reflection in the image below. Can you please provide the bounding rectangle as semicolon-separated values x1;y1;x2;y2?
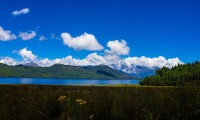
20;78;33;84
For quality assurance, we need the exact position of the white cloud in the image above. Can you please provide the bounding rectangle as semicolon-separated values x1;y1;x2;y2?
39;35;47;41
18;48;37;61
122;56;183;68
36;53;107;67
36;58;53;67
85;53;108;65
0;26;17;41
19;31;36;40
12;8;30;16
104;54;120;64
61;32;104;51
36;57;76;67
105;40;130;55
0;57;17;66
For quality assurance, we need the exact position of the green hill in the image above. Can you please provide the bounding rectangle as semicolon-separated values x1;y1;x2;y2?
140;61;200;86
0;63;133;79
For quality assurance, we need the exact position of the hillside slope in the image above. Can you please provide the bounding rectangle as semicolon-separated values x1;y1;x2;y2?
0;63;133;79
140;61;200;86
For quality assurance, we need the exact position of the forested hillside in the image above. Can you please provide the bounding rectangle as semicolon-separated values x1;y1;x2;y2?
0;63;132;79
140;61;200;86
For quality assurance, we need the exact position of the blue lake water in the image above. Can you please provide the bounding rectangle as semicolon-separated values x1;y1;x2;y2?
0;78;139;85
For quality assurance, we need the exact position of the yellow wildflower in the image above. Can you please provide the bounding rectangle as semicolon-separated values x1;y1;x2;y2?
58;96;67;102
76;99;86;105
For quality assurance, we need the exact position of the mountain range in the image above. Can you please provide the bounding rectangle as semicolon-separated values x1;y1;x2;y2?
24;62;158;78
123;65;158;78
27;62;158;78
0;62;158;79
110;63;158;78
0;63;133;79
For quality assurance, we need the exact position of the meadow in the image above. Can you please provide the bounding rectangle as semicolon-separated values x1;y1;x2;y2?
0;85;200;120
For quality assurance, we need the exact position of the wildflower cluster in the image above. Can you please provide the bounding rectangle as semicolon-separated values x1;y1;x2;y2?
58;95;70;102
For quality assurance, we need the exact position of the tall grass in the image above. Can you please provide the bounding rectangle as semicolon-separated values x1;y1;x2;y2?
0;85;200;119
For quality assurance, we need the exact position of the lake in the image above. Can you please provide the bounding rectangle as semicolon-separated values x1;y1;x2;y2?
0;78;139;85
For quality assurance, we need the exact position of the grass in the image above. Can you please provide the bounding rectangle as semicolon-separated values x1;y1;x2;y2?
101;84;178;87
0;85;200;120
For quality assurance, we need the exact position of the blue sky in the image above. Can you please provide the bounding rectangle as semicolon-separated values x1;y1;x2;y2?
0;0;200;69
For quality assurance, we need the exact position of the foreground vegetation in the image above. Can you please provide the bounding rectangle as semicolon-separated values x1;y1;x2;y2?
140;61;200;86
1;85;200;120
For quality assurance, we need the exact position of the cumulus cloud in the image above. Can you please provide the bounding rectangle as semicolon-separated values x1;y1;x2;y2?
104;54;120;64
122;56;183;68
36;58;53;67
85;53;108;65
36;57;78;67
19;31;36;40
12;8;30;16
0;57;17;66
39;35;47;41
105;40;130;55
61;32;104;51
18;48;37;61
36;53;105;67
0;26;17;41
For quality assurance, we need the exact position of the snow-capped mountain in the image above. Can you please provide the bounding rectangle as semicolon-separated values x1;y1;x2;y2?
110;63;159;78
